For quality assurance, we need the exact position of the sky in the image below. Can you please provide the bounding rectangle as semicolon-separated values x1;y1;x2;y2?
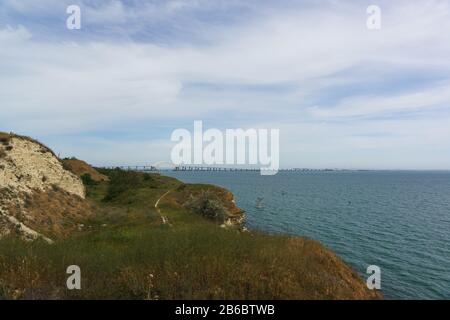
1;0;450;169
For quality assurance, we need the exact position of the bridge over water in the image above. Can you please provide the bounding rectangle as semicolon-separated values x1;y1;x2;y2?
99;165;331;172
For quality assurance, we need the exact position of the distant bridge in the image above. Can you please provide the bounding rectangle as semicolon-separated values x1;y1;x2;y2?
99;165;336;172
174;166;260;172
101;165;158;172
171;167;336;172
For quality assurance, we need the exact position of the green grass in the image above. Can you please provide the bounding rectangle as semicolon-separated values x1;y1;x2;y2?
0;223;363;300
0;169;378;300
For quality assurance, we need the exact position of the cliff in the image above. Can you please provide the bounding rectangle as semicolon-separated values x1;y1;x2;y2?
0;132;92;241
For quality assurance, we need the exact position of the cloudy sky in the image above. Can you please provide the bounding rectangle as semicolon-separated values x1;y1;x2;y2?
1;0;450;169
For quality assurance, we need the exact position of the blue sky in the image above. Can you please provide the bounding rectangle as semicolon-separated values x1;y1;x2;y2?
1;0;450;169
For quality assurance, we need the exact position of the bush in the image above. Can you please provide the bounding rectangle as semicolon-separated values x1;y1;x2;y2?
103;169;143;202
0;134;10;145
81;173;97;186
143;173;153;182
184;191;228;222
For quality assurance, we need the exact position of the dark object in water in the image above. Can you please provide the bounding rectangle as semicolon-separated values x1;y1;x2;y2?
255;197;264;209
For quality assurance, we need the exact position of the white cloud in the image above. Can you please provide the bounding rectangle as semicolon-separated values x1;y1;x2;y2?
0;24;31;42
307;83;450;118
1;1;450;168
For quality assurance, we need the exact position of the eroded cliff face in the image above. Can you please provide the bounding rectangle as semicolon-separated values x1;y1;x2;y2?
0;135;85;197
0;133;90;242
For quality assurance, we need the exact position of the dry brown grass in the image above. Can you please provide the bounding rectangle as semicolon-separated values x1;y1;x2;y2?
62;159;108;182
0;255;60;299
7;187;95;239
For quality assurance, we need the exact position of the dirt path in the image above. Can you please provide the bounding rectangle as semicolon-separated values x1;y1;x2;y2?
154;189;173;225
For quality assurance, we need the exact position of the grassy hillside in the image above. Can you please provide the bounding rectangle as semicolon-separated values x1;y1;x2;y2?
62;158;109;183
0;169;380;300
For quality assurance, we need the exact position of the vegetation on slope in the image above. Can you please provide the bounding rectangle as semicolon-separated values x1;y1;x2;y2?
62;158;108;183
0;168;380;300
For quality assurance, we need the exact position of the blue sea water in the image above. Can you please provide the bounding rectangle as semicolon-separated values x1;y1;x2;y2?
165;170;450;299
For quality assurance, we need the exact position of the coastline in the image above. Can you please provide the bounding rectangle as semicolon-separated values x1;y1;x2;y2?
0;133;380;299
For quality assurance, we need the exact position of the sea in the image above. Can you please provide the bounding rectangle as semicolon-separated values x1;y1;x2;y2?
166;170;450;299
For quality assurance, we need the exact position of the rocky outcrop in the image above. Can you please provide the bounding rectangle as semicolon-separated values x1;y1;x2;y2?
0;132;90;241
0;134;84;197
218;189;246;229
169;183;246;229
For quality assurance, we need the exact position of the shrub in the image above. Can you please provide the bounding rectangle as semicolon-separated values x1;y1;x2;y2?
0;134;10;145
176;184;186;191
184;191;228;222
61;161;72;172
142;173;153;182
81;173;97;186
103;169;143;202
